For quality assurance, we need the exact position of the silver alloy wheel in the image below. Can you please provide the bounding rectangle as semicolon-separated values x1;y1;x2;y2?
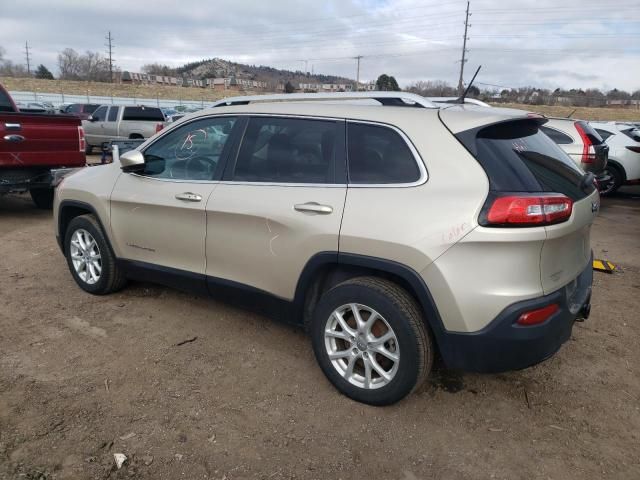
69;229;102;285
324;303;400;390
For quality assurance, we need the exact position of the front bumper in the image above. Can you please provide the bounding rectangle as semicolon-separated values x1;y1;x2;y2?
439;257;593;373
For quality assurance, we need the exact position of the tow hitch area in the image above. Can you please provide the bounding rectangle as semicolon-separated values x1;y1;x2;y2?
576;302;591;322
593;259;616;273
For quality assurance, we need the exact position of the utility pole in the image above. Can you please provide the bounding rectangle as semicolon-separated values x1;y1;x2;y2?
457;1;471;96
354;55;363;91
24;41;31;75
105;31;114;83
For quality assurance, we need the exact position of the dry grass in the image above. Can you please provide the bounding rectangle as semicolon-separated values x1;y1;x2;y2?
492;102;640;122
0;77;234;102
2;77;639;122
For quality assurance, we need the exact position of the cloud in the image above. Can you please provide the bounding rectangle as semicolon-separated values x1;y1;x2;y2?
0;0;638;91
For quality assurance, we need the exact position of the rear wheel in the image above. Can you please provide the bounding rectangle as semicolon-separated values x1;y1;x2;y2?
600;165;624;196
311;277;433;405
30;188;54;209
64;214;127;295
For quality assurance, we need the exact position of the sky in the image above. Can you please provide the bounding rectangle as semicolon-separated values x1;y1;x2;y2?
1;0;639;92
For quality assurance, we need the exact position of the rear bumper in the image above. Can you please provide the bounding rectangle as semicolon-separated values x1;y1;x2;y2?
439;256;593;373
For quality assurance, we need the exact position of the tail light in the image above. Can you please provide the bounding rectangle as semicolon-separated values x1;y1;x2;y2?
574;122;596;164
517;304;559;326
78;126;86;153
482;194;573;227
625;146;640;153
155;123;164;133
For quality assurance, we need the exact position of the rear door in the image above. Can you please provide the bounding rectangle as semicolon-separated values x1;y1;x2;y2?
104;106;120;140
205;115;346;300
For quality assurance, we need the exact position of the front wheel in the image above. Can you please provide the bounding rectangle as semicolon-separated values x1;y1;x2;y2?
310;277;433;405
64;214;127;295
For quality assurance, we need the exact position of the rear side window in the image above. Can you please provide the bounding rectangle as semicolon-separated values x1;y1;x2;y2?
92;106;107;121
66;104;81;113
595;129;613;141
540;126;573;145
122;106;165;121
463;120;594;201
621;128;640;142
0;89;15;112
107;106;119;122
232;117;338;184
347;123;420;184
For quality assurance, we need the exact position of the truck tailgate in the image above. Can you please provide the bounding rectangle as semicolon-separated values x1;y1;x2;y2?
0;113;86;168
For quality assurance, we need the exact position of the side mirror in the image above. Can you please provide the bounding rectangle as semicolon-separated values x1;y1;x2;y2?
120;150;145;173
88;115;96;122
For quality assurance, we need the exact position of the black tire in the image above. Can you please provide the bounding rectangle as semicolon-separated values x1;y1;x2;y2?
310;276;433;406
30;188;54;209
600;165;624;196
85;144;93;155
64;214;127;295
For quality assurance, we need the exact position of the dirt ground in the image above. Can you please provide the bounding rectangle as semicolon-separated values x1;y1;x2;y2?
0;188;639;480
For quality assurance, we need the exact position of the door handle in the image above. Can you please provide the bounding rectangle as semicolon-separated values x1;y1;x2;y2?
294;202;333;214
175;192;202;202
3;134;25;142
4;123;21;130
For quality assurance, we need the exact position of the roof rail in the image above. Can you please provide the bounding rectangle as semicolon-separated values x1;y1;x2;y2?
210;91;438;109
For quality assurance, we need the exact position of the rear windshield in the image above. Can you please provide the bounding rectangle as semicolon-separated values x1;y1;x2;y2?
0;89;15;112
621;128;640;143
122;106;165;121
461;120;595;201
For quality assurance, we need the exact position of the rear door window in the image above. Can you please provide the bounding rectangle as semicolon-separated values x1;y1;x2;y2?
83;104;100;114
347;122;421;184
232;117;339;184
107;106;119;122
595;129;613;141
540;126;573;145
122;107;165;121
463;120;594;201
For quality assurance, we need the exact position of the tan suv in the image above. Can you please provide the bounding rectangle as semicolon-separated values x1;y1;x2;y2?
54;92;597;405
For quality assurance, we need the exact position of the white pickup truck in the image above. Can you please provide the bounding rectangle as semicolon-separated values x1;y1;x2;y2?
82;105;166;154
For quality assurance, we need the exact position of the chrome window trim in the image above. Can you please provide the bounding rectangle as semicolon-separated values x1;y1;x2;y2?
345;120;428;188
135;113;427;188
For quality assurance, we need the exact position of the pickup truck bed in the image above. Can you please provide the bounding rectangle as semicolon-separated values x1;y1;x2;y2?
1;84;86;208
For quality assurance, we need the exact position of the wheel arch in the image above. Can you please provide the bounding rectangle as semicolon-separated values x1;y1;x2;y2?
294;252;447;345
57;200;114;256
607;159;627;182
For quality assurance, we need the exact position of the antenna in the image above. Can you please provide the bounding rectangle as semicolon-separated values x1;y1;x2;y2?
457;65;482;104
566;109;577;119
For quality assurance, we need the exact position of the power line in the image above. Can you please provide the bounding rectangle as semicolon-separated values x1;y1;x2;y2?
24;41;31;75
105;31;114;83
457;0;471;95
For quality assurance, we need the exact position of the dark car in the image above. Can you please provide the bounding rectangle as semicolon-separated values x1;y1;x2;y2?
63;103;101;120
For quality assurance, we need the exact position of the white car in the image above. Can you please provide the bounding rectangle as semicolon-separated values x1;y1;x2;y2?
590;122;640;194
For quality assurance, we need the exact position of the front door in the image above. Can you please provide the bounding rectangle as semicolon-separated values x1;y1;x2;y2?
205;116;347;301
109;115;240;276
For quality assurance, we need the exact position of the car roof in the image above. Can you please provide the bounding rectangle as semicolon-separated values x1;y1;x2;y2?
186;101;533;134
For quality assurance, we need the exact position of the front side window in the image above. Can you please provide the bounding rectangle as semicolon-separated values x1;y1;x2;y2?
141;116;237;181
107;106;119;122
232;117;337;183
92;106;107;121
347;123;421;184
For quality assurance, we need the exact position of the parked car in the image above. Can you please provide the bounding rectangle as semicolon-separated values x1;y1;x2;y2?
15;101;48;113
82;105;166;154
539;118;609;188
63;103;101;120
54;92;595;405
590;122;640;194
0;83;86;208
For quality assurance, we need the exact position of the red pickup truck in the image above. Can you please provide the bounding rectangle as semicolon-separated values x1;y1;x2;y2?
0;83;86;208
